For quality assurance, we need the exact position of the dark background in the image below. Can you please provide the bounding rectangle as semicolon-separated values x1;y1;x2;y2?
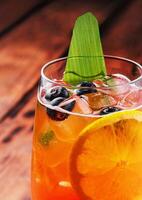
0;1;141;200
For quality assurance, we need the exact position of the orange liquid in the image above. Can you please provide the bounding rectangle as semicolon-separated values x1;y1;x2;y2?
32;89;142;199
32;101;94;200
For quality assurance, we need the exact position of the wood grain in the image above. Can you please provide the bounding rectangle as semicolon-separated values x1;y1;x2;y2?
0;94;35;200
103;0;142;63
0;0;46;34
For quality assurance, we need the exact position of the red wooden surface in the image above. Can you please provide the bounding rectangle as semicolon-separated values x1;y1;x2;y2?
0;0;142;200
0;0;46;33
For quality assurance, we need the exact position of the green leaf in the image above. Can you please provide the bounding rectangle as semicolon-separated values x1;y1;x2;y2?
39;130;55;146
63;12;106;85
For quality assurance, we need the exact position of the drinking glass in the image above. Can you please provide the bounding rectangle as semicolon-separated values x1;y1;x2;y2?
32;56;142;200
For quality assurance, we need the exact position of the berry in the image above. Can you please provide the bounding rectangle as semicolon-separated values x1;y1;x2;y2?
76;88;97;95
99;106;121;115
76;81;97;96
46;97;75;121
50;97;65;106
79;81;95;87
63;100;75;112
45;86;69;101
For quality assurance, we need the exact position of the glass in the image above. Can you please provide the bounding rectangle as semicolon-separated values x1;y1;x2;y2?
32;56;142;200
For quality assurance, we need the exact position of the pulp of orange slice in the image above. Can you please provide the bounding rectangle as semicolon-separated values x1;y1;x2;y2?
70;110;142;200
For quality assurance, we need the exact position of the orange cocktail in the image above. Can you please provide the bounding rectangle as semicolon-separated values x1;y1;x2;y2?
32;56;142;200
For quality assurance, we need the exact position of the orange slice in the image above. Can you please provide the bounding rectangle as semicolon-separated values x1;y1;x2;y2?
70;110;142;200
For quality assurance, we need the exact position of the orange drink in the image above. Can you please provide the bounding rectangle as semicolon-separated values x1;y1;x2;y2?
32;56;142;200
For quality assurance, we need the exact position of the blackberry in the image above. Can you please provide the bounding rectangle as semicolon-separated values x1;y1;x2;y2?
99;106;121;115
46;97;75;121
76;81;97;96
80;81;95;87
45;86;69;101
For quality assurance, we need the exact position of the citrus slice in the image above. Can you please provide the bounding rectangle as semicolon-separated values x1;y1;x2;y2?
70;110;142;200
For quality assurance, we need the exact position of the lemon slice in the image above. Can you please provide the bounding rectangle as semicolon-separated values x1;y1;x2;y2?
70;110;142;200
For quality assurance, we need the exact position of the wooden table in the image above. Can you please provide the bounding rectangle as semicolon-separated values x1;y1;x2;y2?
0;0;141;199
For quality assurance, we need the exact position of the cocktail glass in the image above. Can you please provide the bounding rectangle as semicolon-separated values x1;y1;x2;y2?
32;55;142;200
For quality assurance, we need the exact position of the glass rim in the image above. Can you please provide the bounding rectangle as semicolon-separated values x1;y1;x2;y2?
38;55;142;118
41;55;142;89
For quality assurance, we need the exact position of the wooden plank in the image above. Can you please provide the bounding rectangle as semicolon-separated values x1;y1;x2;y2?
0;0;46;34
0;94;35;200
0;0;117;120
102;0;142;63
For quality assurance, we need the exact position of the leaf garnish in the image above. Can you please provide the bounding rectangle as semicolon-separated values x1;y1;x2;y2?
39;130;54;146
63;12;106;85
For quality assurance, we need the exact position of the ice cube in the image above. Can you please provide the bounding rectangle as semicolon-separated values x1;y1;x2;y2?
106;74;131;95
118;85;142;109
85;92;117;111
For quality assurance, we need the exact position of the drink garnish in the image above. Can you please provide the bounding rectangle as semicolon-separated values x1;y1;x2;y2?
63;12;106;85
70;110;142;199
39;130;55;146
